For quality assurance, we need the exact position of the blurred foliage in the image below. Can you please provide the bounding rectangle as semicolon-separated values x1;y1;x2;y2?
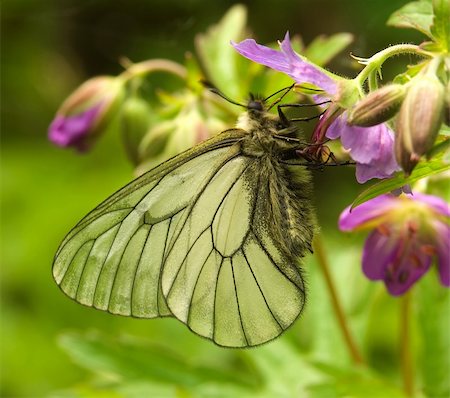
1;1;448;397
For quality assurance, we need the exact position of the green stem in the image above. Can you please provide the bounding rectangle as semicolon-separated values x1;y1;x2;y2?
355;44;432;86
313;235;365;365
120;59;187;81
400;292;414;397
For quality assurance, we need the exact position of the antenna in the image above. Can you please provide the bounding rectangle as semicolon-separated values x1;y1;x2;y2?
201;80;247;108
264;84;295;102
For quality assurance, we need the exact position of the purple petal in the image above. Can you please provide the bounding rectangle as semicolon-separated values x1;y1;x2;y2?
327;115;399;183
362;230;398;280
362;227;433;296
434;221;450;286
232;32;338;95
278;33;338;95
231;38;293;74
339;194;398;231
384;240;432;296
48;105;101;150
411;193;450;217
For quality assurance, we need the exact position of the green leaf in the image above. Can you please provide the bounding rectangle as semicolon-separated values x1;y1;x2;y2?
195;4;247;98
392;61;427;84
416;272;450;398
305;33;354;67
243;340;325;397
351;155;450;209
306;362;405;398
387;0;434;39
431;0;450;51
58;331;252;388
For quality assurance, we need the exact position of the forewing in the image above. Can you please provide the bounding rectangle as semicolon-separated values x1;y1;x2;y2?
52;130;245;318
161;161;306;347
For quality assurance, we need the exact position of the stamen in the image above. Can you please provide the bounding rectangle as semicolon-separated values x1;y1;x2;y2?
409;253;422;268
377;224;391;236
385;265;394;282
421;244;436;256
407;221;419;235
398;269;409;283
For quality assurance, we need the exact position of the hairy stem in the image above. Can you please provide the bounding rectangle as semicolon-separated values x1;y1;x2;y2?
121;59;187;80
313;235;364;365
355;44;432;86
400;292;414;397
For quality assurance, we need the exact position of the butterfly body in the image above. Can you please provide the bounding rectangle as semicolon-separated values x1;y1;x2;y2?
53;98;315;347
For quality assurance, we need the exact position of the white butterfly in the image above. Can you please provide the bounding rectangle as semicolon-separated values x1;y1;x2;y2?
53;95;315;347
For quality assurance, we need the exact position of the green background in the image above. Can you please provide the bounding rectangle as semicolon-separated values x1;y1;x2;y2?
2;1;445;397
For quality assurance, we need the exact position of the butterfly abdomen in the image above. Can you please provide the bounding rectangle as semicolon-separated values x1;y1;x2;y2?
252;156;315;260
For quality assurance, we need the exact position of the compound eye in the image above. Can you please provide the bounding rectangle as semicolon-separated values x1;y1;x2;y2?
248;100;264;111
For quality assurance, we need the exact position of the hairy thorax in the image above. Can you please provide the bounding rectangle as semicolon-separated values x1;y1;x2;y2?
237;110;315;259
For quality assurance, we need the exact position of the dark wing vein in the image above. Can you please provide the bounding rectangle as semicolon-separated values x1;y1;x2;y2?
165;226;212;298
162;151;242;260
156;216;173;314
251;229;304;292
241;248;283;330
57;136;243;257
56;208;134;262
72;239;96;299
186;247;215;325
231;257;248;345
129;224;153;315
77;130;246;230
91;221;123;307
107;225;144;311
212;257;225;341
165;159;251;298
61;239;94;295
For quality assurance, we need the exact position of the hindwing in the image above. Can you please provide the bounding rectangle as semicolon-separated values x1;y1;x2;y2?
53;128;306;347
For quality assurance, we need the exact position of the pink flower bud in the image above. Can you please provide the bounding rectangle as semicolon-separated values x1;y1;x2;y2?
48;76;124;151
395;75;445;173
348;84;406;127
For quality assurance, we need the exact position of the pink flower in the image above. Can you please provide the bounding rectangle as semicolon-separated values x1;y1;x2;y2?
48;76;124;151
339;193;450;295
232;33;400;183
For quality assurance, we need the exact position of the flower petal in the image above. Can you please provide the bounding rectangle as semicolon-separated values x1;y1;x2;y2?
327;115;399;183
412;193;450;217
434;221;450;286
362;227;433;296
339;194;397;231
48;105;101;150
362;229;398;280
384;240;432;296
231;38;293;74
232;32;338;95
278;33;338;95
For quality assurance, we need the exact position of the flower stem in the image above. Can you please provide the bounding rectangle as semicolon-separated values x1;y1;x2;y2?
313;235;365;365
400;292;414;397
120;59;187;81
355;44;432;86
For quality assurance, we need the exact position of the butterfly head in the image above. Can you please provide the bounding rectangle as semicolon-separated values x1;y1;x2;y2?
246;94;265;113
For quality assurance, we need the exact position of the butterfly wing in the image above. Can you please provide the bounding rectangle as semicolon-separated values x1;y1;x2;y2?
52;129;246;318
161;160;306;347
53;128;306;347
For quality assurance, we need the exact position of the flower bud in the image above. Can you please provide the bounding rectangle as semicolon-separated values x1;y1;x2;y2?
444;81;450;126
120;96;152;165
48;76;125;151
395;74;445;173
394;126;420;176
348;84;406;127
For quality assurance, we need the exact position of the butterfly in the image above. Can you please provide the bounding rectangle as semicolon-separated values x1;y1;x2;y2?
52;89;316;347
